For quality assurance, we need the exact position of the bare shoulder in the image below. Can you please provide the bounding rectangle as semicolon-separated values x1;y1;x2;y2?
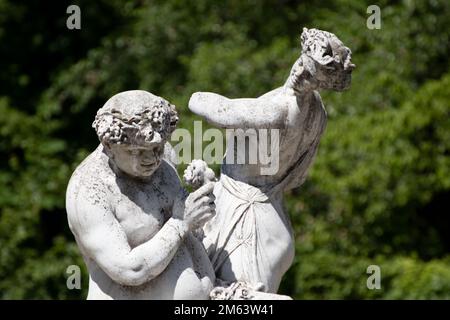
257;86;285;99
67;147;111;194
290;90;325;113
66;147;113;230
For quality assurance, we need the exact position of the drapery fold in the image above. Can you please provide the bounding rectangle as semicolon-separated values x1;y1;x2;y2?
203;173;294;293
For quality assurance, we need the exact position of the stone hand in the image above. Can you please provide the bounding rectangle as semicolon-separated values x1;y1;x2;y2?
174;182;216;230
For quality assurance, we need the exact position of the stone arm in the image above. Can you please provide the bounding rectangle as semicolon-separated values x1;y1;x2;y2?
188;92;287;129
66;184;188;287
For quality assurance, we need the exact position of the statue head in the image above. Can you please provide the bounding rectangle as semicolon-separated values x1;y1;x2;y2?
93;90;178;178
288;28;355;92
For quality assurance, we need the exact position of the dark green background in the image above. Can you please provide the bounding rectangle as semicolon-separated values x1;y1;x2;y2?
0;0;449;299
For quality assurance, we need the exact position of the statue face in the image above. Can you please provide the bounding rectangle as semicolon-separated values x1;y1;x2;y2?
299;28;355;92
108;142;164;178
314;42;355;92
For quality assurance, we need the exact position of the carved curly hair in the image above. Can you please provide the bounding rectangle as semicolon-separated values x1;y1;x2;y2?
92;90;179;146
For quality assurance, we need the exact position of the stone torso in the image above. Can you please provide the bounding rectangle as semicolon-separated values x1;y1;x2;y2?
111;170;172;248
206;88;327;292
223;87;327;191
71;147;214;299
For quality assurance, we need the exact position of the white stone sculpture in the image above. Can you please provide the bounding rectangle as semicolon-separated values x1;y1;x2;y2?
65;27;354;300
183;160;291;300
189;28;355;293
66;90;217;299
183;159;217;190
210;281;291;300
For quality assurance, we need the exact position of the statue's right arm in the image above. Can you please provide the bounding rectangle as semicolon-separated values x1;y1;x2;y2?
66;182;188;287
188;92;287;129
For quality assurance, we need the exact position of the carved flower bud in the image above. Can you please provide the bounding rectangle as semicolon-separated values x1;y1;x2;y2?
183;159;216;190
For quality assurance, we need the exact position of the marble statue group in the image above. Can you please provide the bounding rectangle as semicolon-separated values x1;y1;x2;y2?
65;28;355;299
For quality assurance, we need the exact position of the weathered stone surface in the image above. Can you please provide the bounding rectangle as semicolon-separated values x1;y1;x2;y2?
189;28;354;294
66;90;216;299
66;27;354;300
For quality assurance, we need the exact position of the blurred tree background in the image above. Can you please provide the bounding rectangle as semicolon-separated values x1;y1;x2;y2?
0;0;449;299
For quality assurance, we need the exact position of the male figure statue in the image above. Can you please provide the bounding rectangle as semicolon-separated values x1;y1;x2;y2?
189;28;355;293
66;90;216;299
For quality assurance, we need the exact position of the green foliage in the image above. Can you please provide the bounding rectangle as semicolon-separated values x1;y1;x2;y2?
0;0;449;299
300;74;450;258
